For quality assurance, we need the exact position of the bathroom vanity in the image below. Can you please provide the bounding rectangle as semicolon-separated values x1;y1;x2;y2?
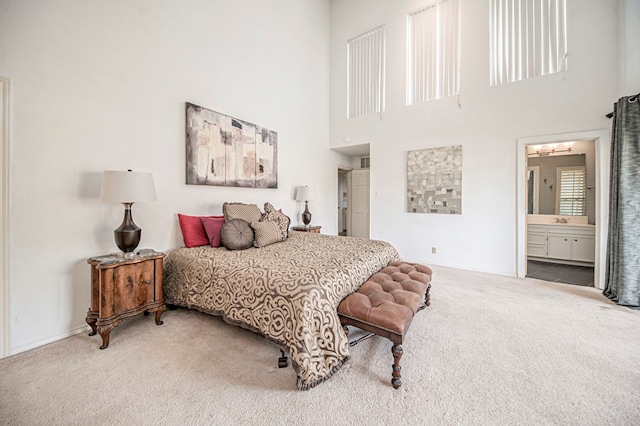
527;222;595;265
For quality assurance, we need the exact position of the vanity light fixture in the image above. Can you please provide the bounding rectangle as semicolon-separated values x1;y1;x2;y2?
527;142;575;157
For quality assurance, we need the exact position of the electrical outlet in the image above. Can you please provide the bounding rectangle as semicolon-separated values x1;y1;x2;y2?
431;247;436;254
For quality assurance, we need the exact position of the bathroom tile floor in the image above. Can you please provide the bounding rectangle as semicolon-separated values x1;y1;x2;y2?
526;260;594;287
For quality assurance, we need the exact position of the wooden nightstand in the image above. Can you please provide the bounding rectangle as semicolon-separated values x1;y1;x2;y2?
292;225;321;234
86;249;166;349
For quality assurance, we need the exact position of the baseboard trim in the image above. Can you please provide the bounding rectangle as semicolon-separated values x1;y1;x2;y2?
402;257;518;278
11;324;88;356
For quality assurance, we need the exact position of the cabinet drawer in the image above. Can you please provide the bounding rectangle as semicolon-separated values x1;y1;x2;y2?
528;233;546;245
547;225;595;237
527;224;547;234
527;245;547;257
111;262;155;313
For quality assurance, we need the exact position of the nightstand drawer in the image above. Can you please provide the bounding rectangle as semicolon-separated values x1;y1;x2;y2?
110;262;155;314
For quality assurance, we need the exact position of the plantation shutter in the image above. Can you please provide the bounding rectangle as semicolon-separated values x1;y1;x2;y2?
557;166;586;216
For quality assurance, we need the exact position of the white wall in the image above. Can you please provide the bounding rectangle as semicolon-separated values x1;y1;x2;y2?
619;0;640;96
0;0;333;354
330;0;619;274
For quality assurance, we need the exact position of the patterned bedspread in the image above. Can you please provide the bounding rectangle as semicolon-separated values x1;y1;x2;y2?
163;231;400;389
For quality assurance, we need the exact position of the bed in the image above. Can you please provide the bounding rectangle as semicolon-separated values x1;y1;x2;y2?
163;231;400;390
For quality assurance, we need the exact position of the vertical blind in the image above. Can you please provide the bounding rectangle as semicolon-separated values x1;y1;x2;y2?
490;0;568;86
406;0;460;105
557;166;586;216
347;26;386;118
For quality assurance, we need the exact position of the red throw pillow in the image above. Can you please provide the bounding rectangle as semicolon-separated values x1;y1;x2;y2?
201;216;225;248
178;213;223;248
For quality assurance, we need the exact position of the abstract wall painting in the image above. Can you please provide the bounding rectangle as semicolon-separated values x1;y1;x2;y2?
407;145;462;214
185;102;278;188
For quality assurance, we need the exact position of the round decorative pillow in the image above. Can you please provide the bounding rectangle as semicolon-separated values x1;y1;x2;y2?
221;219;254;250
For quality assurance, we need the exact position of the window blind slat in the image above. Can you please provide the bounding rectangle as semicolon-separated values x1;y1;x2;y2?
490;0;566;86
347;26;385;118
407;0;460;105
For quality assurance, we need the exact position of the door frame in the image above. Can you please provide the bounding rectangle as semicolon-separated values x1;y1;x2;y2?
346;169;352;236
1;76;10;358
337;166;352;236
516;129;610;289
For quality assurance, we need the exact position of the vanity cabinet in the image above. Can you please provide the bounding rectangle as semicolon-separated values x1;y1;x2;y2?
527;224;595;265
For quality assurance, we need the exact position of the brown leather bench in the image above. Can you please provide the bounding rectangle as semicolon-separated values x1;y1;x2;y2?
337;261;432;388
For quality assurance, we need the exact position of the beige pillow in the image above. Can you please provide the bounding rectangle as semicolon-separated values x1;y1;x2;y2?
223;202;262;224
251;220;286;248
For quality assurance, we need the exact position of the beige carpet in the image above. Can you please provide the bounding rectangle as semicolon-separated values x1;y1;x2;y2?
1;265;640;425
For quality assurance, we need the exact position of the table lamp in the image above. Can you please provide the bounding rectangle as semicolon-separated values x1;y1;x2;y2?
296;185;316;226
100;170;157;253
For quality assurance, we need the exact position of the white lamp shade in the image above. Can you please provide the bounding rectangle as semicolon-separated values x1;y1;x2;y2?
100;170;157;203
296;185;316;202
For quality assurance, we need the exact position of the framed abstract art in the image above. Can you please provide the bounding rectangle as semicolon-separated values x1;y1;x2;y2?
185;102;278;188
407;145;462;214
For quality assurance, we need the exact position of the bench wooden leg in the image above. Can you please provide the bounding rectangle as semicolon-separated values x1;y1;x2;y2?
391;344;403;389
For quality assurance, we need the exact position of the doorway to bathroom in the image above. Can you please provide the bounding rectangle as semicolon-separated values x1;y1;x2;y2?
517;129;610;290
525;139;596;286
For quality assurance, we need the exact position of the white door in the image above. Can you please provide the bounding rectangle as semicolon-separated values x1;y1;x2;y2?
349;169;370;239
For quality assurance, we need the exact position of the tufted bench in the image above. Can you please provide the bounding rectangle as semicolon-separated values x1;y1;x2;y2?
337;261;432;388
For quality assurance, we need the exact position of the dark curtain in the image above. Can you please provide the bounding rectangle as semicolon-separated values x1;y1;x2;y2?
604;94;640;307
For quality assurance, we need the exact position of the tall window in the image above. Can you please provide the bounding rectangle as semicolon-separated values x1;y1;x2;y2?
490;0;568;86
556;166;586;216
406;0;461;105
347;26;386;118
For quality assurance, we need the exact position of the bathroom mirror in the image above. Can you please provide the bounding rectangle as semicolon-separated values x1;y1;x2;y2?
527;154;586;216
